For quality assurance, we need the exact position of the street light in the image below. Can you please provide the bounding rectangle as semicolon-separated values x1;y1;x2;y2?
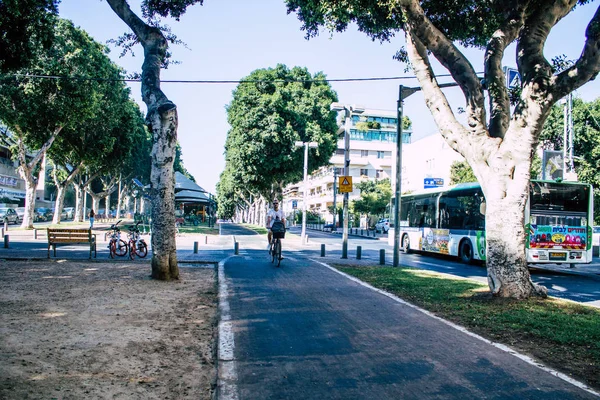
295;140;318;245
392;83;457;267
330;102;364;259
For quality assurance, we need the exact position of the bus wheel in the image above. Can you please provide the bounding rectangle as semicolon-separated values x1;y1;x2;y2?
402;234;411;253
460;240;474;264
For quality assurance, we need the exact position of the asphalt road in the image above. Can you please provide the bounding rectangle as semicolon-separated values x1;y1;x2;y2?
221;250;598;399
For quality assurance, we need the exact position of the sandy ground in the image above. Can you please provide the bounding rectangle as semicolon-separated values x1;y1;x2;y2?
0;259;217;400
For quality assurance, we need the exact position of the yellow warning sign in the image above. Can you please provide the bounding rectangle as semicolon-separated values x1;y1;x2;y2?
339;176;353;193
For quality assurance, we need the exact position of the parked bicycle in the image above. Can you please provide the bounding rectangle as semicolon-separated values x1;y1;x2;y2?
269;218;286;267
128;221;148;260
108;220;128;258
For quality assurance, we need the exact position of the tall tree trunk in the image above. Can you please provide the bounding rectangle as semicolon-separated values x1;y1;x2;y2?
74;182;84;222
107;0;178;281
19;172;37;229
483;178;546;298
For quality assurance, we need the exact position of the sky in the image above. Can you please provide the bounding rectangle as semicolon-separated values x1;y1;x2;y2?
58;0;600;194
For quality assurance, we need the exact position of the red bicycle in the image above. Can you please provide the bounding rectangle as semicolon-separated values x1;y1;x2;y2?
128;222;148;260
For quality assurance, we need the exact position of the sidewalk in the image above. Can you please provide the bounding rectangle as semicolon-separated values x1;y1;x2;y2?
1;222;599;281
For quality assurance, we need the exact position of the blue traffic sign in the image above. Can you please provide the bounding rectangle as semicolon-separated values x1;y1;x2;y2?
424;178;444;189
292;200;297;209
504;67;521;88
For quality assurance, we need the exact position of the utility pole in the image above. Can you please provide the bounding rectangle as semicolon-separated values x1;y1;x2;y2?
332;168;338;231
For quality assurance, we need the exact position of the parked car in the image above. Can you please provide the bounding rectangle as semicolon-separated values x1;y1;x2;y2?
0;207;20;224
34;207;53;222
323;223;335;232
15;207;25;221
375;218;390;233
63;207;75;220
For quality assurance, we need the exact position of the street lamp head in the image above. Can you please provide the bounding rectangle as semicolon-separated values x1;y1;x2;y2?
330;102;344;112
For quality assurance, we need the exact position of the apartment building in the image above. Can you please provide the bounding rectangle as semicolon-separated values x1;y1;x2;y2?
283;107;409;223
0;145;26;204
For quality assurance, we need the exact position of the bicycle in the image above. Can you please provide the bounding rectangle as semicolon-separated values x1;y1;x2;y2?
127;221;148;260
108;220;128;258
269;220;286;267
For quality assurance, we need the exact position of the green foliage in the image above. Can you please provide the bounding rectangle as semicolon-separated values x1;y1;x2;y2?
0;19;117;151
174;142;195;182
449;161;477;185
223;64;338;199
0;0;58;72
351;179;391;220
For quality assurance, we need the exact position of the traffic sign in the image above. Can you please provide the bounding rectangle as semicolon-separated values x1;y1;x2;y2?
504;67;521;89
292;200;297;209
339;176;353;193
424;178;444;189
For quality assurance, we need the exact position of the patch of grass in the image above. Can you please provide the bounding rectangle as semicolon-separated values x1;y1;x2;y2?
333;265;600;390
241;224;267;235
177;224;219;235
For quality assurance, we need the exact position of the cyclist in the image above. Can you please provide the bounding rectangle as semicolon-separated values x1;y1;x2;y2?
266;198;286;250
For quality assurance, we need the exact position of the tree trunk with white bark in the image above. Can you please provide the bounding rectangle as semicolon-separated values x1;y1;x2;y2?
106;0;179;280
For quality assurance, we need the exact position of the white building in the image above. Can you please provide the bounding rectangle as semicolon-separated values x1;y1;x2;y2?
283;105;465;225
398;133;464;193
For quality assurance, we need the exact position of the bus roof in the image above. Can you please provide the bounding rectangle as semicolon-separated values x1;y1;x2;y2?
401;180;592;198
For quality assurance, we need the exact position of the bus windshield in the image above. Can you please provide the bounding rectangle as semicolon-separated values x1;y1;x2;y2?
529;181;590;213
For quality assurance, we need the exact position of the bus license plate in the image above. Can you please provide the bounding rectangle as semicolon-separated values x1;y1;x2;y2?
549;252;567;261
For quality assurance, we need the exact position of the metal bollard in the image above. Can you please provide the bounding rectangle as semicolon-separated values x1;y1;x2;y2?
33;229;37;240
193;241;198;254
234;241;239;255
205;235;208;244
306;235;309;243
379;249;385;265
3;221;7;232
4;234;8;248
357;246;362;260
321;244;325;257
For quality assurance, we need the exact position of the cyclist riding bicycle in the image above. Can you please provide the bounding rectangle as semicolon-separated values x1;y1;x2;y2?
266;198;286;249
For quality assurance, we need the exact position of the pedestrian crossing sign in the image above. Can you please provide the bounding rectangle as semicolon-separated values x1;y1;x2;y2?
339;176;353;193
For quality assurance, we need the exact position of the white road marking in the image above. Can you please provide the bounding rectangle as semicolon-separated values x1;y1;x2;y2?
217;257;239;400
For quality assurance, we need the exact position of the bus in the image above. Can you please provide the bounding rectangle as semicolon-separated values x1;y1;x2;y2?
396;180;594;266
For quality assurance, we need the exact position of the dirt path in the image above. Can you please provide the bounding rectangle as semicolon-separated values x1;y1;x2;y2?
0;260;217;399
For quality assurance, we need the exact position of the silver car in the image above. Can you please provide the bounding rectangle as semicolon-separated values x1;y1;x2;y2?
0;207;20;224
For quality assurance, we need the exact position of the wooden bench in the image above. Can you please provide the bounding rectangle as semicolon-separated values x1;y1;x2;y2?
47;228;97;259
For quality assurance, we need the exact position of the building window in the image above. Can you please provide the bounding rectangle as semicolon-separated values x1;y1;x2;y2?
360;169;369;177
361;150;368;157
376;170;384;179
377;151;385;159
335;148;344;155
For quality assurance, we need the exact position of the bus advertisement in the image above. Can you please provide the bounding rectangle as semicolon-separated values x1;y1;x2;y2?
395;180;594;266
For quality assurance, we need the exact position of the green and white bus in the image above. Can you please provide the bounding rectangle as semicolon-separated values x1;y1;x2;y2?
396;180;594;265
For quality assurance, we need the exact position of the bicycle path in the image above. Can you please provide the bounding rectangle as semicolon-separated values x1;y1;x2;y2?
218;252;598;399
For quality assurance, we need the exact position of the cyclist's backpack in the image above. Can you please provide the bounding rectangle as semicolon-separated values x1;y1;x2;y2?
271;220;286;239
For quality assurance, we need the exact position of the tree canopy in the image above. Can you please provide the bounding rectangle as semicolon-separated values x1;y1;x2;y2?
223;64;339;199
0;0;59;72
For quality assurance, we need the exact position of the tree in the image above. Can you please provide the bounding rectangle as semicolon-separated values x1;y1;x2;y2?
0;0;58;72
352;179;392;224
0;19;123;228
105;0;204;281
449;161;477;185
287;0;600;298
222;64;338;216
